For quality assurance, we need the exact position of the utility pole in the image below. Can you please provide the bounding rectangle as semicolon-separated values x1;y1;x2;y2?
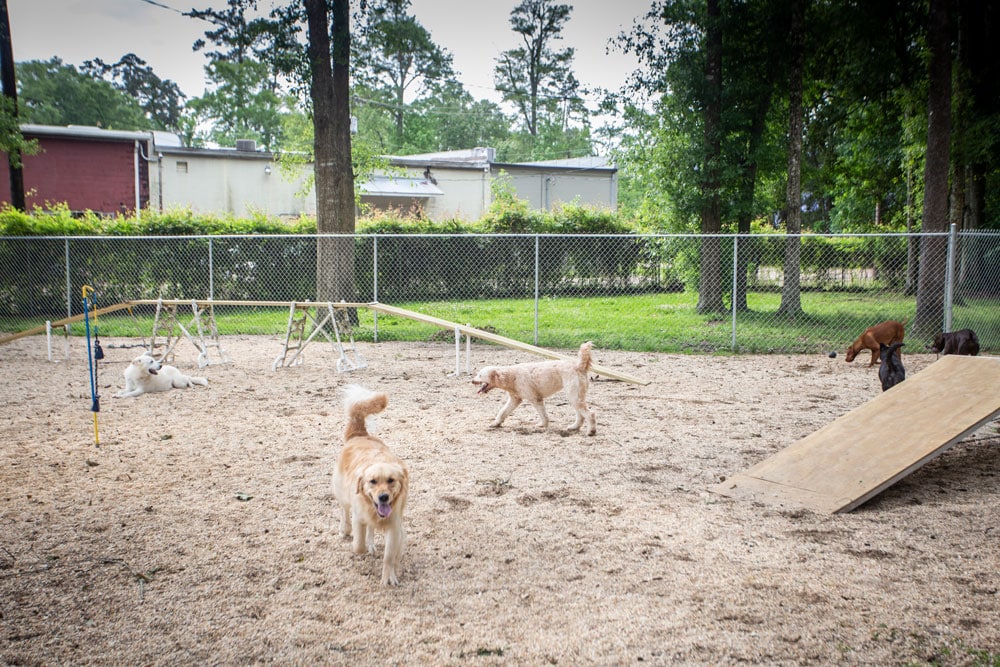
0;0;25;210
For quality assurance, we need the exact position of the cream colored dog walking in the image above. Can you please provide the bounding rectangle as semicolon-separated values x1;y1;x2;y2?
472;342;597;436
332;385;409;586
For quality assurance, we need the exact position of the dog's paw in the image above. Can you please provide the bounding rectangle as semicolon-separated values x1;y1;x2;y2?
382;570;400;586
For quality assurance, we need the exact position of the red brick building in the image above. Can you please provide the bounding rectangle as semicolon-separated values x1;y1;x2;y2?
0;124;153;215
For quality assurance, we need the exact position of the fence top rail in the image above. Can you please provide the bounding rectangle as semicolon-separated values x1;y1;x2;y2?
6;230;995;242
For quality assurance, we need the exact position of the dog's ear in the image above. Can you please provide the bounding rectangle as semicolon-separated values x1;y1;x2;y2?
356;475;365;495
399;467;409;497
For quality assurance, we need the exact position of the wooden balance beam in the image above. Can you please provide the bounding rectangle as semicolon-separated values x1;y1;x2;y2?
0;302;137;346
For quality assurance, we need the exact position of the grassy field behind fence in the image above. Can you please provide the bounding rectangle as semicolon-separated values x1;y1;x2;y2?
20;291;999;355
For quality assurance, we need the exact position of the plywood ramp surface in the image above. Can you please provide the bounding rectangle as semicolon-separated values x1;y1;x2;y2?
711;355;1000;514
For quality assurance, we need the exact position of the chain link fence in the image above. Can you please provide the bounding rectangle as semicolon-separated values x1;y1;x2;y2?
2;231;998;355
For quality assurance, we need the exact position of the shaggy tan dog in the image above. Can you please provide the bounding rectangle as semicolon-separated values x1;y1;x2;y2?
472;342;597;436
332;385;409;586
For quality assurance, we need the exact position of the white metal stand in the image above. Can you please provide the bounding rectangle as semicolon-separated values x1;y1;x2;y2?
449;326;472;377
273;301;367;373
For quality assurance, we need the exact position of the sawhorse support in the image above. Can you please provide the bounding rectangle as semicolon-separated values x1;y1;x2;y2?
450;326;472;377
272;301;367;372
45;320;71;362
149;298;230;368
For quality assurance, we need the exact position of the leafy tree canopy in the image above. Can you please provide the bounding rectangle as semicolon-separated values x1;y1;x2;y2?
81;54;187;132
0;96;38;168
16;57;150;130
494;0;586;139
185;0;289;150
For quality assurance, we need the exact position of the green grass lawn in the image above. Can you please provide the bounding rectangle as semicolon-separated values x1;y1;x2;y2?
30;290;995;354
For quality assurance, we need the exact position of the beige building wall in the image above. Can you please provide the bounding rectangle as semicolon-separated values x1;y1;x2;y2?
418;167;492;221
157;150;316;219
501;167;618;212
155;147;615;222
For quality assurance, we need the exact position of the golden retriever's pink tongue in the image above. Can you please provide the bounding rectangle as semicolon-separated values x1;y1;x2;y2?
377;502;392;518
477;384;489;394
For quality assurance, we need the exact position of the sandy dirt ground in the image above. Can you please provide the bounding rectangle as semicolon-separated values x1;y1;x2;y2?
1;335;998;666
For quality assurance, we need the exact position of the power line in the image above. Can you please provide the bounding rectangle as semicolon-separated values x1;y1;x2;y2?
135;0;183;15
135;0;211;21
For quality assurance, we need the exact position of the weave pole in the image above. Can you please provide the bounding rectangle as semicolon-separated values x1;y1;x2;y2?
82;286;101;446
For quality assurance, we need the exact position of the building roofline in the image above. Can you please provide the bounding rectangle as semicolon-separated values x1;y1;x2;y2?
20;124;152;142
155;145;277;160
492;161;616;173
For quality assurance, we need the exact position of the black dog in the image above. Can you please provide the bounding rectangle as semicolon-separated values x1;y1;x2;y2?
878;342;905;392
930;329;980;357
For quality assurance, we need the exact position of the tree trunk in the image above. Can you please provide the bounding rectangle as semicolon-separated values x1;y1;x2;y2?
0;0;25;211
949;162;965;298
955;0;993;293
914;0;951;338
697;0;725;314
961;165;986;291
905;158;918;294
305;0;357;306
778;0;805;317
733;101;771;313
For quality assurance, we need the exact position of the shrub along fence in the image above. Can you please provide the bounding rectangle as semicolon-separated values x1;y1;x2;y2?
1;230;998;354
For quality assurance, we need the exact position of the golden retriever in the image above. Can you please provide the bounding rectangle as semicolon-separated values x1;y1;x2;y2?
113;352;208;398
472;341;597;436
332;385;409;586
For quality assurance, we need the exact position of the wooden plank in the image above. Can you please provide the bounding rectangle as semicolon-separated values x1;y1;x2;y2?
711;355;1000;513
0;302;137;346
128;299;371;309
370;302;649;385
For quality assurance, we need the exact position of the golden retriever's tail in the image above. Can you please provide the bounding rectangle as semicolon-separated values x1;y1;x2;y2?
577;341;594;372
343;384;388;441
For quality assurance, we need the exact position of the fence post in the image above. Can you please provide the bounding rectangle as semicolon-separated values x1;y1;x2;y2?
372;235;379;342
64;238;72;330
534;234;540;346
731;235;738;352
944;223;957;333
208;237;215;300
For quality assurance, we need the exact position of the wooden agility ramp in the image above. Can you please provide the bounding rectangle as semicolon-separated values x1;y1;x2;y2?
711;355;1000;513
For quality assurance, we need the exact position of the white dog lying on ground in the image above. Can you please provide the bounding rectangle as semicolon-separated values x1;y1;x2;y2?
472;341;597;436
113;353;208;398
332;384;409;586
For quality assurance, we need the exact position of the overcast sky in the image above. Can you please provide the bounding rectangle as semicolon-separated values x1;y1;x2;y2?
7;0;653;106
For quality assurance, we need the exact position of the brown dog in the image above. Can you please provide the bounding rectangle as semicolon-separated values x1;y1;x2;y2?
845;320;906;366
332;385;409;586
930;329;980;357
472;342;597;436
